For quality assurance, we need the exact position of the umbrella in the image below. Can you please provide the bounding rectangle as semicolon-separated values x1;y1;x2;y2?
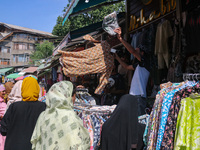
15;76;24;81
6;73;22;79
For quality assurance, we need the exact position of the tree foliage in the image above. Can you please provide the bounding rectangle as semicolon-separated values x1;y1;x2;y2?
30;41;54;62
52;1;125;37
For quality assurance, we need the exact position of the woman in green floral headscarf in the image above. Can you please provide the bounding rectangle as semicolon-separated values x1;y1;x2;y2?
31;81;90;150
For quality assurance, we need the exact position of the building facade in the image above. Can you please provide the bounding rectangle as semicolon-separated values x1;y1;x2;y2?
0;22;56;68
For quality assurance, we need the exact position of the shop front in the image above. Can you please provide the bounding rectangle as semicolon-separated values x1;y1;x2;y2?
125;0;200;149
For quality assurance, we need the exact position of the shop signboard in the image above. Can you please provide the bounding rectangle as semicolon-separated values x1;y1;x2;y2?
129;0;176;32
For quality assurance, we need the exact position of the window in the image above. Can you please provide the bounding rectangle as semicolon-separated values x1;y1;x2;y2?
0;59;10;65
13;55;16;62
28;43;34;50
26;55;30;62
14;43;19;50
14;43;27;50
18;54;24;62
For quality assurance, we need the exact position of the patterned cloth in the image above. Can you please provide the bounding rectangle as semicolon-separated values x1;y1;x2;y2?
161;83;200;149
174;93;200;150
31;81;90;150
58;35;114;95
156;81;196;150
146;82;179;150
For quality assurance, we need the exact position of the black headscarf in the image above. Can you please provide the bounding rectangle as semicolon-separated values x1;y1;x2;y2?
100;94;145;150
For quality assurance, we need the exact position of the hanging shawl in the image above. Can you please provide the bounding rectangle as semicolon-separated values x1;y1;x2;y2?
31;81;90;150
58;35;116;95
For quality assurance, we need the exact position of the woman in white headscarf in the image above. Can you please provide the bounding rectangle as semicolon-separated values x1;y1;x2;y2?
31;81;90;150
6;80;23;110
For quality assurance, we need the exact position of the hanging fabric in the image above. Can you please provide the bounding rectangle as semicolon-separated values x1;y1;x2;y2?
58;35;115;95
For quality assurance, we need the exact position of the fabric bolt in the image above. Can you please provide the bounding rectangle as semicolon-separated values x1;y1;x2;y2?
156;81;196;150
21;77;40;102
155;20;173;69
174;93;200;150
6;80;23;111
161;83;200;149
146;82;180;150
59;35;115;95
101;94;145;150
31;81;90;150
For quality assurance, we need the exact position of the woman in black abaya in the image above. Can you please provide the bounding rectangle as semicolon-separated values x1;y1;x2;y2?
100;94;145;150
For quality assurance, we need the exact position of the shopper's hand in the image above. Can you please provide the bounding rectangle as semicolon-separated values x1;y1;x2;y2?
114;27;122;40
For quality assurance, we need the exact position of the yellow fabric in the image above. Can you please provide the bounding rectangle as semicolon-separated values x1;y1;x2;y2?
21;77;40;102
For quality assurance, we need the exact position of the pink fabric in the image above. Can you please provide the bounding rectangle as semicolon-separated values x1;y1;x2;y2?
0;85;5;92
0;97;6;150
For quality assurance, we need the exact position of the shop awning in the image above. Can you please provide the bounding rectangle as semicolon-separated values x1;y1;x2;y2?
22;67;38;73
6;73;22;79
0;67;14;75
62;0;122;25
37;63;51;72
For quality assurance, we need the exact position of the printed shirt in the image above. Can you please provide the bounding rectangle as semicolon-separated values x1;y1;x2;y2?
161;83;200;149
156;81;196;150
147;82;179;150
174;93;200;150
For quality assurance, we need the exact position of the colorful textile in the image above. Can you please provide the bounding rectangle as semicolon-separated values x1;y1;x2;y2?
31;81;90;150
147;82;179;149
156;81;196;150
161;83;200;149
21;77;40;102
90;115;101;148
58;35;114;95
174;93;200;150
6;80;23;110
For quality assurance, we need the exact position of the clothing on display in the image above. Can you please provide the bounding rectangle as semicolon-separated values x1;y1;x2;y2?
145;80;200;150
155;20;173;69
174;93;200;150
73;104;116;150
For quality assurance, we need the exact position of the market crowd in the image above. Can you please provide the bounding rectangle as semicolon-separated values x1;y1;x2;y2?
0;27;146;150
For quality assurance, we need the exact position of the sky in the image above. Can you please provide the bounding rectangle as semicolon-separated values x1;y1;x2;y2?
0;0;68;33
